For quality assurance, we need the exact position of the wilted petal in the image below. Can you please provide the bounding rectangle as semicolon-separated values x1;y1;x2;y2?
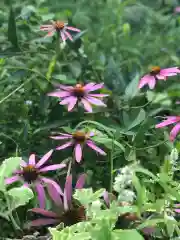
170;123;180;141
155;116;180;128
85;96;106;106
86;140;106;155
41;177;63;196
47;183;63;207
65;26;81;32
86;83;104;92
29;154;36;165
81;98;93;112
5;175;21;184
36;149;53;168
64;175;72;211
74;144;82;162
40;25;54;31
56;141;73;150
63;30;73;41
35;183;45;209
47;91;70;98
30;208;58;218
28;218;59;227
39;164;66;173
75;174;86;189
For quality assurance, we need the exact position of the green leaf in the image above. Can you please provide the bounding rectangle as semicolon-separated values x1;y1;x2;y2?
125;74;140;100
127;109;146;130
69;61;82;78
113;229;144;240
0;157;21;191
8;7;19;48
8;186;34;210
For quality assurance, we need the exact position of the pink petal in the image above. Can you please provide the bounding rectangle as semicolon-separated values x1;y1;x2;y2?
46;31;56;37
30;208;58;218
56;141;73;150
60;96;77;105
35;183;45;209
89;93;109;97
5;175;21;184
85;96;106;106
20;160;27;167
50;135;72;140
46;183;63;207
64;175;72;211
81;98;93;112
170;123;180;141
74;144;82;163
29;154;36;165
86;140;106;155
60;31;67;42
40;25;54;31
47;91;71;98
83;83;96;91
174;209;180;213
156;74;166;80
89;131;95;137
103;190;110;207
23;183;29;188
67;97;78;111
36;149;53;168
57;84;73;91
28;218;59;227
161;67;180;73
86;83;104;92
39;164;66;173
138;75;156;89
65;26;81;32
160;72;177;77
155;116;180;128
41;177;63;196
75;174;86;189
63;30;73;41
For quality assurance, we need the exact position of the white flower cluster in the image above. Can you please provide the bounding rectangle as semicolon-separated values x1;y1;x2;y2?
113;165;136;203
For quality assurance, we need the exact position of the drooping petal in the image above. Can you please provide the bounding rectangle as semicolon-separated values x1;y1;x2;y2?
30;208;58;218
138;75;156;89
86;83;104;92
47;91;71;98
40;25;54;31
60;96;77;105
174;208;180;213
5;175;21;184
103;190;110;207
156;74;166;80
67;97;78;111
56;84;73;91
46;183;63;207
160;72;177;77
56;141;73;150
45;31;56;37
86;140;106;155
60;31;67;42
20;160;27;167
74;144;82;163
36;149;53;168
29;154;36;165
41;177;63;196
65;26;81;32
89;93;109;97
63;30;73;41
28;218;59;227
85;96;106;106
155;116;180;128
50;135;72;140
170;123;180;141
81;98;93;112
35;183;46;209
160;67;180;73
75;174;86;189
64;175;72;211
83;83;96;91
39;164;66;173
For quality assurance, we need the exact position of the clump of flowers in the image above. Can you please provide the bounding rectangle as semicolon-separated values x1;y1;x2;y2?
48;82;108;112
5;150;66;208
138;66;180;89
155;116;180;141
40;20;81;41
29;174;86;227
50;130;106;163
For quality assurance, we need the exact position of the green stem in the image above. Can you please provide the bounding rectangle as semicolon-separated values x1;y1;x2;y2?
109;135;115;193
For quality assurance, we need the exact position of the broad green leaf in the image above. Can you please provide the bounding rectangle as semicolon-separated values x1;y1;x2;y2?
69;61;82;78
93;137;125;151
125;74;140;100
8;7;19;48
127;109;146;130
113;229;144;240
8;186;34;210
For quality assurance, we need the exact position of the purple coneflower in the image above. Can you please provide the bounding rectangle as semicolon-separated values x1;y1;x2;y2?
138;66;180;89
50;130;106;163
29;174;86;227
155;116;180;141
40;20;81;42
5;150;66;208
48;82;108;112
